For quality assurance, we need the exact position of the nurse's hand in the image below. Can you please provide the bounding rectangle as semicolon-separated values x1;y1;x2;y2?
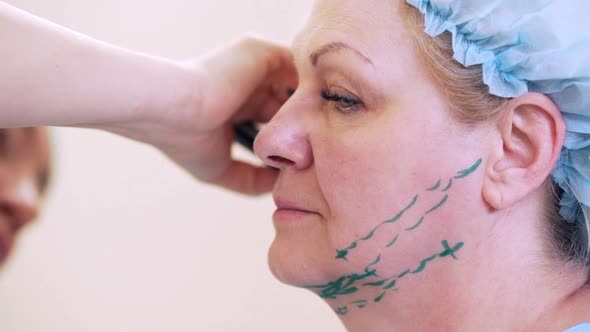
151;38;297;195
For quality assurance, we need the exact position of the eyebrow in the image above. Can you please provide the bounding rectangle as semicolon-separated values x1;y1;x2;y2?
309;42;374;67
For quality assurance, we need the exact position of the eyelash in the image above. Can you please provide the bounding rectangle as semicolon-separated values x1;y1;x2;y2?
320;88;363;114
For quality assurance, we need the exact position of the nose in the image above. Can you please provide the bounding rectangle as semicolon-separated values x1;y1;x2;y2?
254;103;313;170
0;176;39;232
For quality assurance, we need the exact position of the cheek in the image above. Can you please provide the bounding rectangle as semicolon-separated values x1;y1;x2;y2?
311;117;473;245
313;128;427;235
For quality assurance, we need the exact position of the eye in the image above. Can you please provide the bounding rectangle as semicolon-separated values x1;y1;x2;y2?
320;89;363;114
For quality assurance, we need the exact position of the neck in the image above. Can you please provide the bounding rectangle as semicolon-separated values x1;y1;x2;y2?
318;203;589;331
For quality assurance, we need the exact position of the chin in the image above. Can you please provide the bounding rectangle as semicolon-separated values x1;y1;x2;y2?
267;235;359;290
267;237;332;287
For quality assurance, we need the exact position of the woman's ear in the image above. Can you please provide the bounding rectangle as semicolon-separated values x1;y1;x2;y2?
482;93;565;210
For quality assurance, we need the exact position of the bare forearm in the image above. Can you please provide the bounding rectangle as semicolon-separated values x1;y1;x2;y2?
0;2;196;132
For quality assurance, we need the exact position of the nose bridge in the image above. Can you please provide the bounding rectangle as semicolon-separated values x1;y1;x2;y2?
254;99;313;170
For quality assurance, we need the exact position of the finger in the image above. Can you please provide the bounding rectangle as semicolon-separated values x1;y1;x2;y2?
234;39;298;120
232;87;285;124
233;66;299;124
213;160;278;195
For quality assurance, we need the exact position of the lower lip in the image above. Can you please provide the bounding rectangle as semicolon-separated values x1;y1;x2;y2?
273;209;318;222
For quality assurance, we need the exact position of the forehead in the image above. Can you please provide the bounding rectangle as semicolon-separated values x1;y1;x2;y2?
293;1;405;57
291;0;419;79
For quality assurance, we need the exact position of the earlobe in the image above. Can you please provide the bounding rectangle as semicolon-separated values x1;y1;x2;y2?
482;93;565;210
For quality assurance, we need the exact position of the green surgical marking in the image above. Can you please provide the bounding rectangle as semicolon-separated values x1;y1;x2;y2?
425;194;448;215
336;242;358;260
336;195;418;260
325;239;466;315
361;228;377;241
374;291;387;303
454;158;482;179
367;254;381;267
427;179;442;191
397;269;411;279
442;178;453;192
336;250;349;260
305;269;377;299
439;240;464;260
363;278;389;287
412;255;437;273
386;234;399;248
350;299;369;308
405;216;425;231
335;307;349;315
384;195;419;223
383;279;397;290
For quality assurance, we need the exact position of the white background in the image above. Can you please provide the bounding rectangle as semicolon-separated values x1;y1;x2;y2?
0;1;343;331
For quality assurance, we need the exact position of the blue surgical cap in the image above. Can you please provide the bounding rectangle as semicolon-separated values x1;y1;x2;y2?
406;0;590;243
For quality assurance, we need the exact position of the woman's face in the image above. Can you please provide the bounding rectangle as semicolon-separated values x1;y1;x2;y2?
255;0;491;291
0;128;51;265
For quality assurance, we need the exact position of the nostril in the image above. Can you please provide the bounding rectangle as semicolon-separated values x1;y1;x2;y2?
268;155;295;166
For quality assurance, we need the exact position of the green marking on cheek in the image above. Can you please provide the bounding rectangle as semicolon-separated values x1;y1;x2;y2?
427;178;442;191
454;158;483;179
441;178;453;192
425;194;448;215
386;233;399;248
361;228;377;241
405;216;425;231
384;195;419;224
386;234;399;248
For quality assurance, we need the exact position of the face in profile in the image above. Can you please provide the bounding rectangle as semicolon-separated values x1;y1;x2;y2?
0;128;51;266
254;0;492;301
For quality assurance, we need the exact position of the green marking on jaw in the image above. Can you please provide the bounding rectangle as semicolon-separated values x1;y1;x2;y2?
336;250;349;260
383;279;397;290
335;306;349;315
327;239;466;315
412;255;437;274
367;254;381;267
374;291;387;303
363;279;387;287
397;269;412;279
350;300;369;308
439;240;464;260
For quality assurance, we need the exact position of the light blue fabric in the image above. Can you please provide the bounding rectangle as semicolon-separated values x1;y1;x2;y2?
406;0;590;240
565;323;590;332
